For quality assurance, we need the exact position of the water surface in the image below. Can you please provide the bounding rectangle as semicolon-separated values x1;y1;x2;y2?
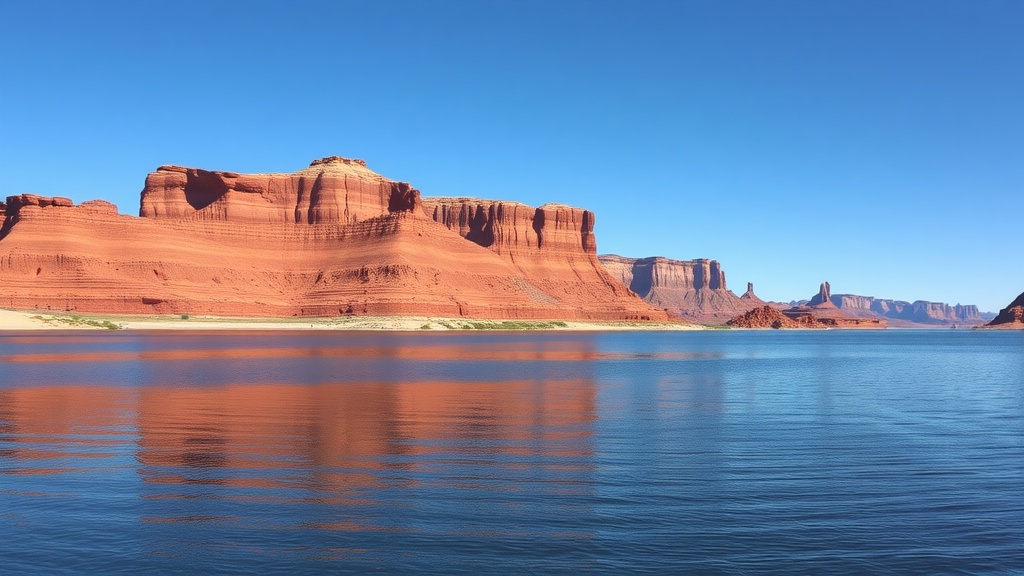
2;330;1022;574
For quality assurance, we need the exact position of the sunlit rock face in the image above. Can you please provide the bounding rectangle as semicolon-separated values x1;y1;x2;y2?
0;157;664;321
986;292;1024;327
598;254;760;322
830;294;986;325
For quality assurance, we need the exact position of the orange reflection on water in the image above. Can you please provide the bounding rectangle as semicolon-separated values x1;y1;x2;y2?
135;379;595;485
0;343;714;364
131;378;597;529
2;373;597;530
0;386;132;473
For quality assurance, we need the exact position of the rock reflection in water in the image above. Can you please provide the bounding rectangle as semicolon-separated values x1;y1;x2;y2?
1;374;597;536
135;379;596;497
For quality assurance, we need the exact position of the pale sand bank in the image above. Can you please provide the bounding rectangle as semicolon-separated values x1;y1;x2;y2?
0;309;703;332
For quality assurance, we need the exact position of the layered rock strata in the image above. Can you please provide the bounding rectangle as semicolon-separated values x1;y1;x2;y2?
421;199;647;316
0;157;665;321
782;281;887;328
597;254;760;322
829;294;987;326
985;292;1024;328
139;156;420;224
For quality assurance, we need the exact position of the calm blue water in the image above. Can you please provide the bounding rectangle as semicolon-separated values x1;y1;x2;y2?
1;329;1022;574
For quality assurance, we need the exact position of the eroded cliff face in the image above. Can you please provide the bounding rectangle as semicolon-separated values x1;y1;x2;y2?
140;156;421;224
422;199;653;319
0;158;664;321
597;254;759;322
423;198;596;257
830;293;986;325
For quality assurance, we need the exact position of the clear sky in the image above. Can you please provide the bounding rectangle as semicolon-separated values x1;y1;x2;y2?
1;0;1021;312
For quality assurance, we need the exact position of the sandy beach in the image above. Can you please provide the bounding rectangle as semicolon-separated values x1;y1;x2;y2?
0;308;703;332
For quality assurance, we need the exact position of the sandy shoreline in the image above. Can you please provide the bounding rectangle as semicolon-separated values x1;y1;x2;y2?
0;309;704;332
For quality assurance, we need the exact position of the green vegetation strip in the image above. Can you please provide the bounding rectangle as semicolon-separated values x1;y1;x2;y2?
32;315;124;330
435;320;569;330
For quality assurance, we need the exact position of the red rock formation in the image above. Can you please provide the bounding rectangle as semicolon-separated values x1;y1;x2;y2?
0;157;665;321
783;308;887;328
779;281;887;328
421;199;648;318
807;281;837;308
597;254;760;322
741;282;764;304
727;305;812;329
985;292;1024;328
424;198;596;257
830;293;988;326
140;156;420;224
727;303;885;329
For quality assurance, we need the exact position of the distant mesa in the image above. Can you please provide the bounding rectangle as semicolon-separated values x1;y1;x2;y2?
984;291;1024;329
0;156;665;321
728;281;887;329
783;281;887;328
598;255;762;322
828;293;989;327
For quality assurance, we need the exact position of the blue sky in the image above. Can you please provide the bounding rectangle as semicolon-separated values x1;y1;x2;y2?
1;0;1021;311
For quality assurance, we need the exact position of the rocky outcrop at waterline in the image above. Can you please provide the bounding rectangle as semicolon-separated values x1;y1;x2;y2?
984;292;1024;329
727;305;812;329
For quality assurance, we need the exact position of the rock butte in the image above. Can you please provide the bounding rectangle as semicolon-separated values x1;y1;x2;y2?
0;156;666;321
781;281;989;327
597;255;763;322
784;281;888;328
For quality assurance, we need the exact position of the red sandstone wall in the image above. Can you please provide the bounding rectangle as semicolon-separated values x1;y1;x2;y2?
0;158;665;321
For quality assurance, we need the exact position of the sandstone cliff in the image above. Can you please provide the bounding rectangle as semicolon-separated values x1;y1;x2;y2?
421;199;646;317
985;292;1024;328
596;254;760;322
423;198;596;257
829;293;987;326
781;281;887;328
0;157;665;321
140;156;420;224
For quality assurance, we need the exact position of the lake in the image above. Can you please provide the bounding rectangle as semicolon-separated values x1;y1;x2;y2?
1;329;1022;574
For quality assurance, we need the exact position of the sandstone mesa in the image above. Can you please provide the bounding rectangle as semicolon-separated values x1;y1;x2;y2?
727;281;887;329
0;156;665;322
827;293;986;326
598;254;763;323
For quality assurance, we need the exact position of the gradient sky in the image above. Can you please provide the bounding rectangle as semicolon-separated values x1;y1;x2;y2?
1;0;1021;312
